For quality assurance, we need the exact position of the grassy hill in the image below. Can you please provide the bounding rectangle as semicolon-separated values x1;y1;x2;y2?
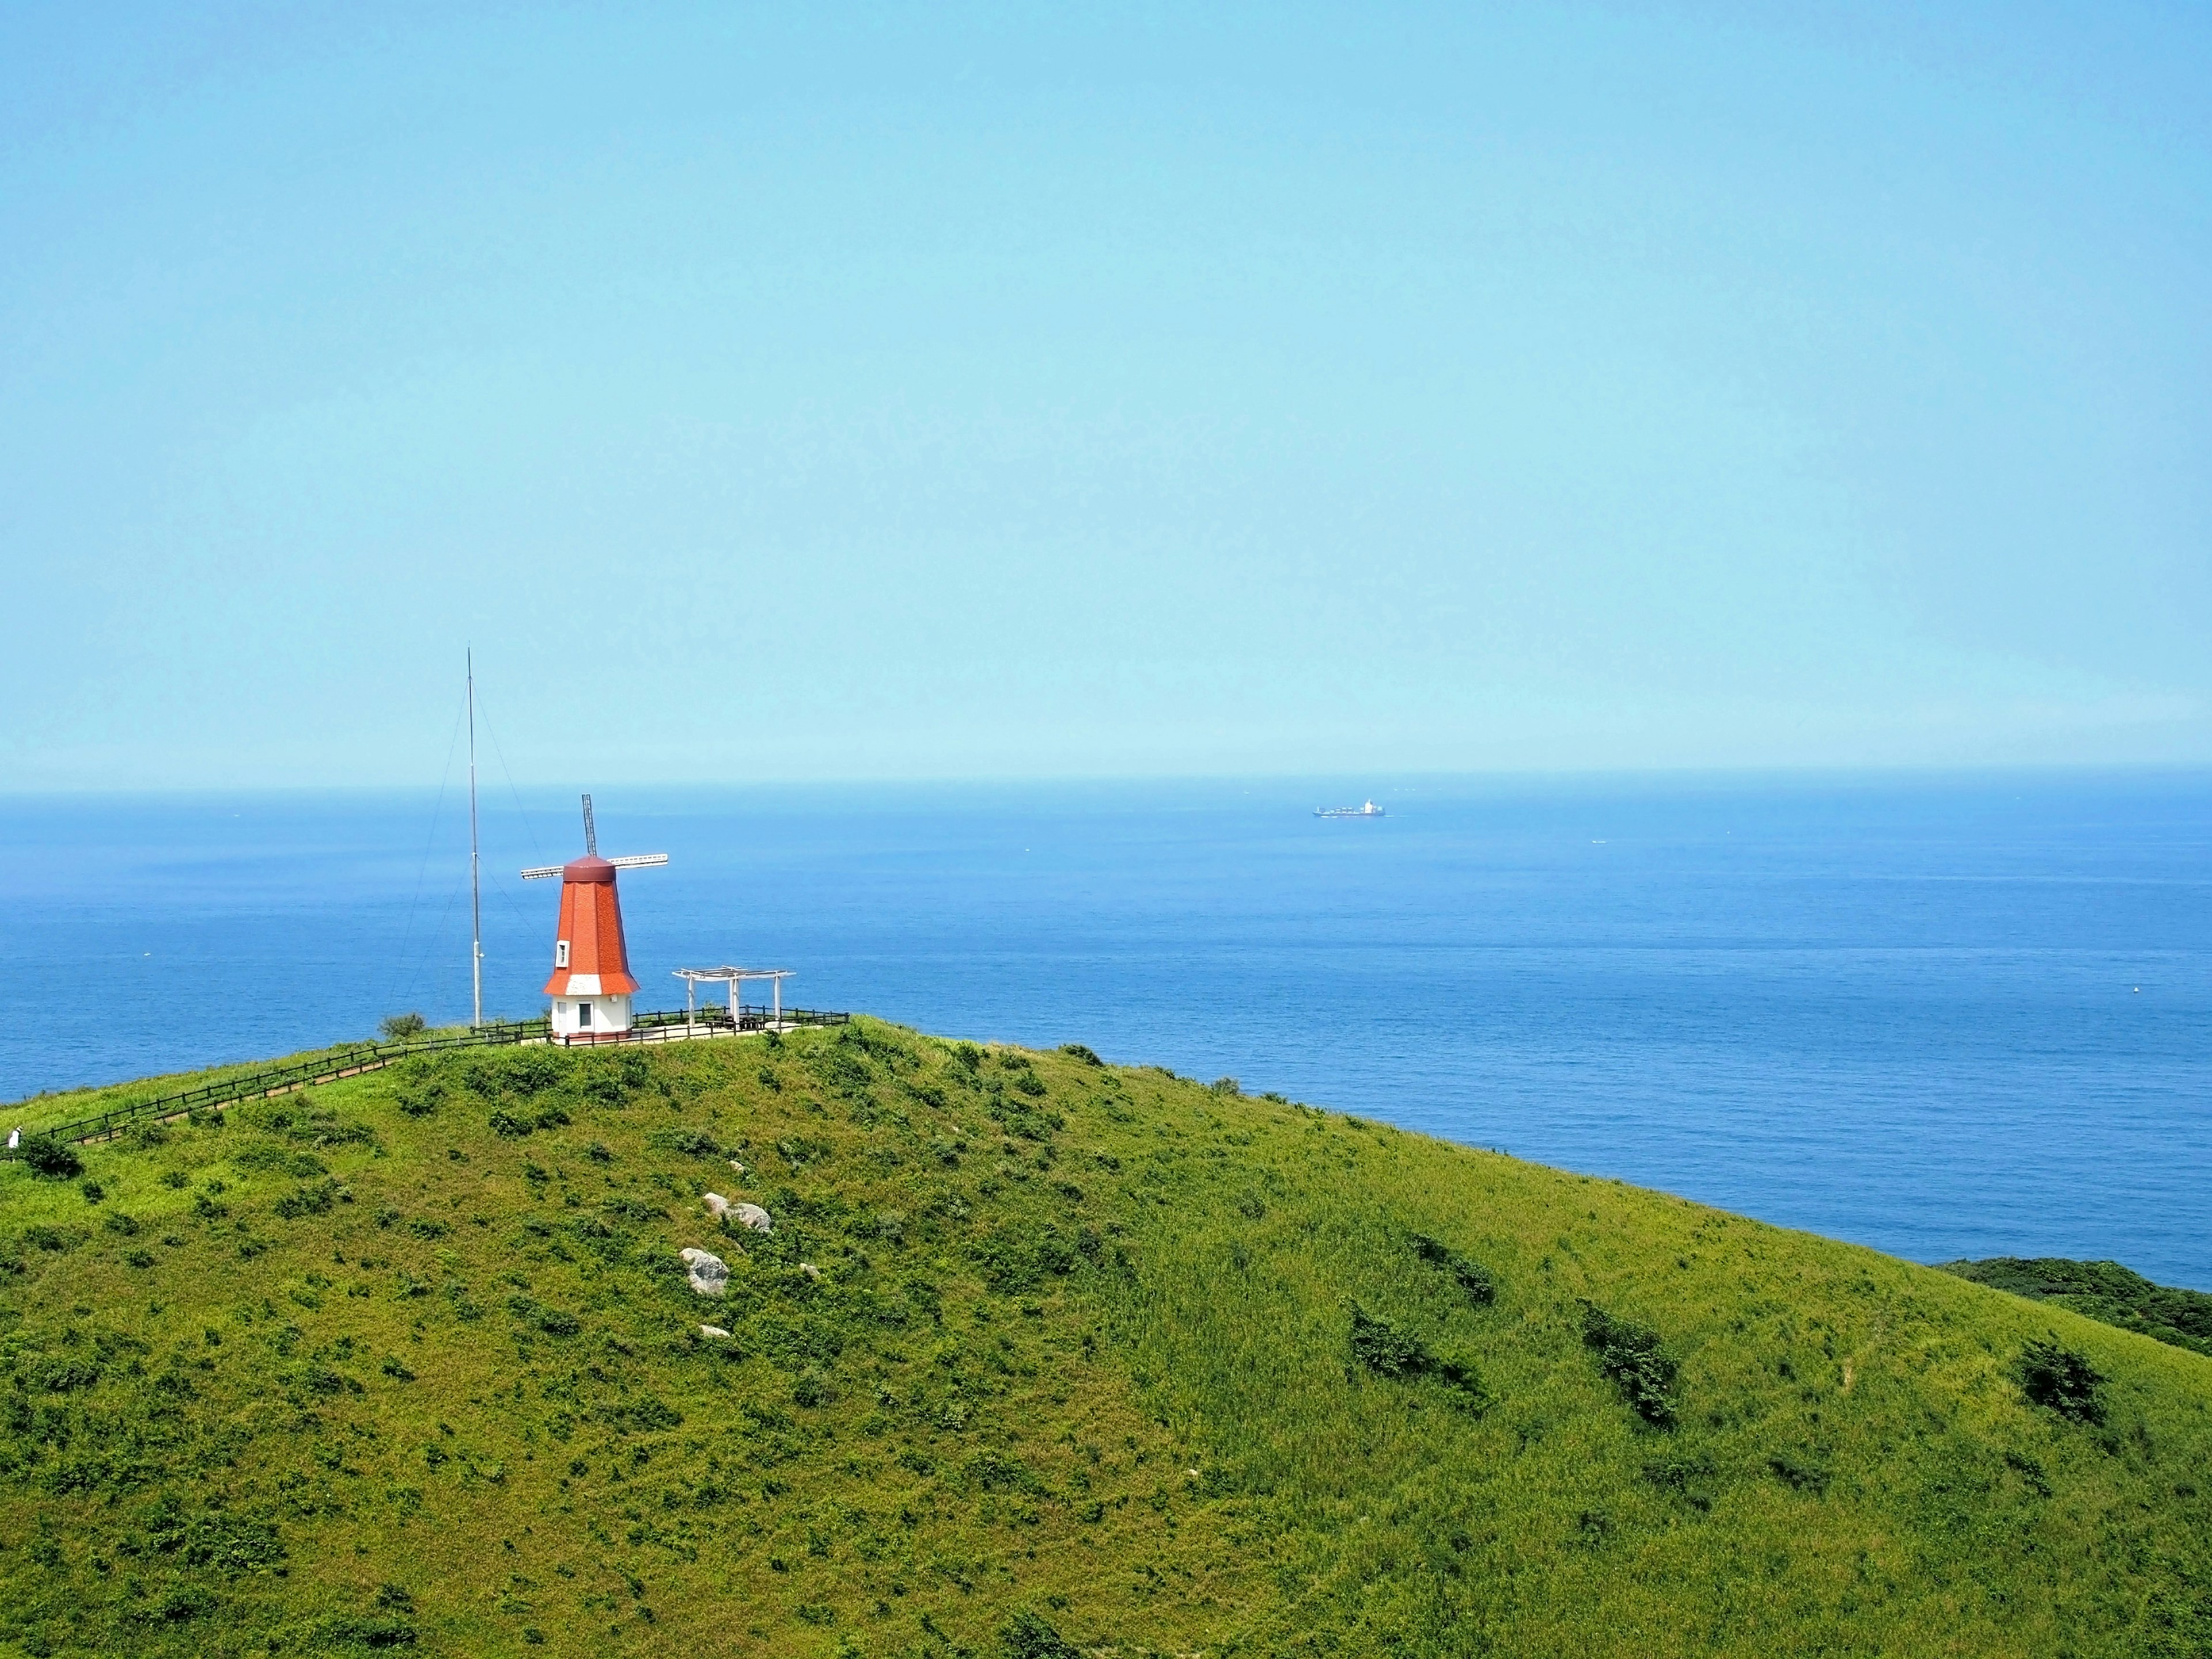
3;1021;2210;1658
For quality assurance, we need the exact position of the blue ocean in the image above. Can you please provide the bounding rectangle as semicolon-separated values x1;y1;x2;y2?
5;772;2207;1289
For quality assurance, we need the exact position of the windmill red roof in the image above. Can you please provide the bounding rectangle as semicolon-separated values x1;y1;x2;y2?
544;855;638;997
519;797;668;1014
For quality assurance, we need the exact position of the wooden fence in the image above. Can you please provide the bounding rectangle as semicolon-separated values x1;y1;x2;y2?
2;1007;848;1151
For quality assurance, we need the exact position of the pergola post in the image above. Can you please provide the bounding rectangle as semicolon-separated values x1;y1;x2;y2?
673;967;794;1037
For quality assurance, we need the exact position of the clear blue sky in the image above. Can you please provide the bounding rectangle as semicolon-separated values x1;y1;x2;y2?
4;3;2207;788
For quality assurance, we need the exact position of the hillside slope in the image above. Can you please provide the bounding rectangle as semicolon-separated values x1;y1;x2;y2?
3;1022;2209;1657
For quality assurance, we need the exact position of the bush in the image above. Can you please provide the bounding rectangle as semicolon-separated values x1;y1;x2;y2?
1350;1305;1432;1377
1004;1609;1081;1659
157;1585;219;1622
307;1613;417;1648
1058;1043;1104;1067
273;1180;342;1219
380;1012;427;1041
647;1127;721;1158
1410;1233;1498;1307
1581;1304;1679;1427
2020;1337;2106;1423
392;1062;447;1118
1349;1305;1490;1411
21;1137;83;1179
474;1047;566;1099
974;1224;1081;1294
1210;1076;1242;1096
577;1050;649;1103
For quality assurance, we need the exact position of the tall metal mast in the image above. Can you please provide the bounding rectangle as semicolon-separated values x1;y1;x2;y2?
467;650;483;1029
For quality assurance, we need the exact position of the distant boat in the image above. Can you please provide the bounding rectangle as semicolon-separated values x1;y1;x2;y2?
1315;800;1386;819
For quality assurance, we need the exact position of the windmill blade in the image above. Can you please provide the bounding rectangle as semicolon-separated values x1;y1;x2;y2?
608;853;669;870
519;864;565;881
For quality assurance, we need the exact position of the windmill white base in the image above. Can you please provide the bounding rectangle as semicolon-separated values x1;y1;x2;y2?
550;992;634;1039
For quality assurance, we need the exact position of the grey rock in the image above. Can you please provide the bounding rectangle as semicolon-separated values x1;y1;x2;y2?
679;1247;729;1296
698;1325;732;1340
702;1192;732;1218
733;1203;772;1233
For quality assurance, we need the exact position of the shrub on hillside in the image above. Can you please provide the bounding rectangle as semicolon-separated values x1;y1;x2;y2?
21;1136;84;1179
1004;1609;1081;1658
391;1060;448;1119
1350;1306;1431;1377
1349;1306;1491;1410
135;1495;286;1574
233;1142;327;1178
1643;1449;1720;1511
1581;1304;1679;1427
2020;1337;2106;1424
1410;1233;1498;1307
468;1047;567;1100
273;1179;343;1219
1058;1043;1104;1066
380;1012;427;1041
648;1127;722;1158
974;1223;1081;1294
577;1050;650;1103
303;1612;418;1649
488;1105;570;1139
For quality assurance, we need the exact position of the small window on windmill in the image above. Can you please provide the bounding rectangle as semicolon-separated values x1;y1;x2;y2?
555;940;570;968
577;1002;592;1027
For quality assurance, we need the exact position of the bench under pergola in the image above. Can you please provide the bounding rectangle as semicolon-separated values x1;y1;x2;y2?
672;965;796;1032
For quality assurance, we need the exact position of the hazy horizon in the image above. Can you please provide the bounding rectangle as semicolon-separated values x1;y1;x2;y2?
5;759;2211;802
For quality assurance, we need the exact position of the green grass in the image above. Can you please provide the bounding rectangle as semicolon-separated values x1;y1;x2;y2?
2;1023;2209;1657
10;1037;403;1132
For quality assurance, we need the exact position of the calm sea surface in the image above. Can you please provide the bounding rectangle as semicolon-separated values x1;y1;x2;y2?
4;772;2207;1287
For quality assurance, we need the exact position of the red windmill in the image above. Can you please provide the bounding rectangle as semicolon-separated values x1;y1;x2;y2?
521;795;668;1039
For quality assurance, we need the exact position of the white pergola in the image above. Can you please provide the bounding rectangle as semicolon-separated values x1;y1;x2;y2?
673;966;794;1031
